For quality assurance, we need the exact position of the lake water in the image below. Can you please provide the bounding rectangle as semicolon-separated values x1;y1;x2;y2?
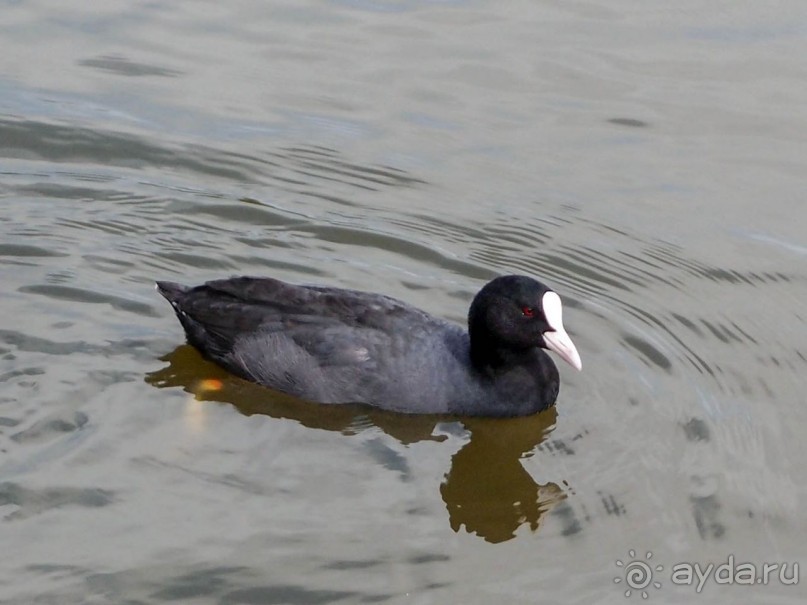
2;1;806;603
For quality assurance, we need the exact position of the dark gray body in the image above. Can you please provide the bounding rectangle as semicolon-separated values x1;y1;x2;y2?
156;276;560;417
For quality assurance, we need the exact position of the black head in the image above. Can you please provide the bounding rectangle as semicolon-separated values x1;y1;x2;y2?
468;275;582;371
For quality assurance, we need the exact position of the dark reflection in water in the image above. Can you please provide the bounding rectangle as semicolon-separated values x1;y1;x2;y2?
147;345;565;544
607;117;650;128
78;54;183;78
442;414;564;543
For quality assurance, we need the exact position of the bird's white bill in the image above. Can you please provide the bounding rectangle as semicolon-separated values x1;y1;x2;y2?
541;291;582;371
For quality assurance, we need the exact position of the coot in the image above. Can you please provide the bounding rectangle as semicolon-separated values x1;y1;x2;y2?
156;275;581;417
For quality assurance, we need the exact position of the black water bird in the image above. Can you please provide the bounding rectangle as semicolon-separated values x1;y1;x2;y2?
156;275;581;417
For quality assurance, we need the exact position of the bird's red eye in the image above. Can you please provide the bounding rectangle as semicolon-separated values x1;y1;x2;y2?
522;306;535;317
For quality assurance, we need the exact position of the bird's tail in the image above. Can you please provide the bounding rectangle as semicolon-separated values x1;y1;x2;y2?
155;281;189;303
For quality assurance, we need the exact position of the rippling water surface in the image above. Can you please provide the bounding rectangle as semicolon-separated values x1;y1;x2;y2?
2;1;806;604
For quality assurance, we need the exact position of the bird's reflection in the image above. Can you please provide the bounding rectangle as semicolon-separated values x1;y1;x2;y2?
146;345;566;543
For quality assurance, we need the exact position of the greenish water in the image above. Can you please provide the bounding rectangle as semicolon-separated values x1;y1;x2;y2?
1;1;805;603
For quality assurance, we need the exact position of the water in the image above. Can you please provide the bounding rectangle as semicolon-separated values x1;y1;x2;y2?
2;1;806;603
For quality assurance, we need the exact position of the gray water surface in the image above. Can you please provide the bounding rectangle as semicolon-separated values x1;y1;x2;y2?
2;1;806;604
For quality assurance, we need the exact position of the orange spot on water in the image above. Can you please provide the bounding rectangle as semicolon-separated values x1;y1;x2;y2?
197;378;223;392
